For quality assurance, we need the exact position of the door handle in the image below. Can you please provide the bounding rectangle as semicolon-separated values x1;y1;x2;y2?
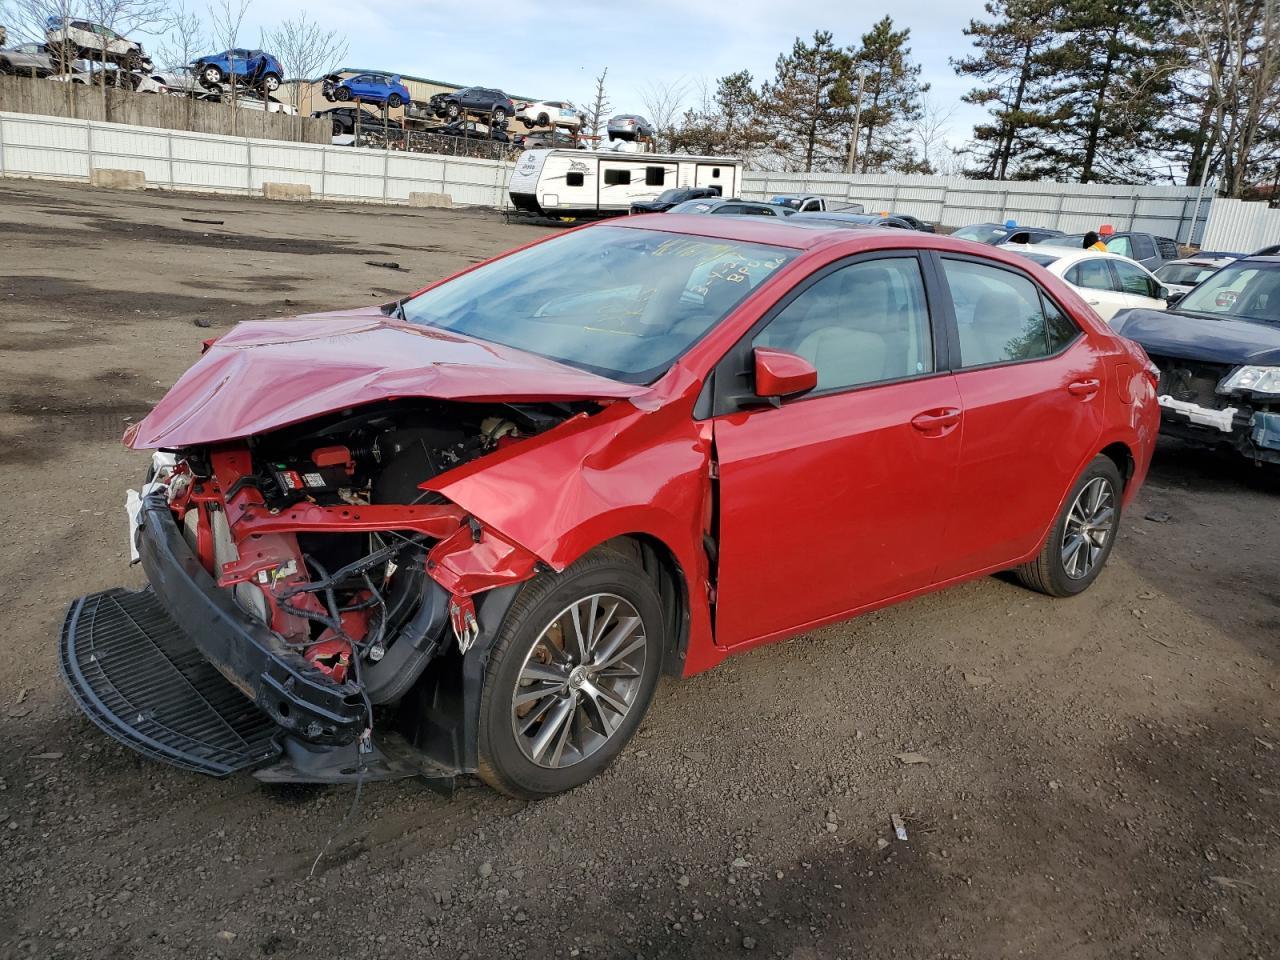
910;407;961;433
1067;378;1101;397
1086;299;1101;306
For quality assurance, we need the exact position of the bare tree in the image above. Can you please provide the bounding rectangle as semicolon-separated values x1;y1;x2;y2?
582;67;611;144
154;0;205;72
1;0;83;107
908;93;956;174
81;0;169;113
640;78;688;152
207;0;251;131
263;10;346;119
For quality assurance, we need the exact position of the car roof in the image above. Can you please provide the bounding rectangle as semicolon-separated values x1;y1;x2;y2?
1161;255;1236;267
1001;243;1153;270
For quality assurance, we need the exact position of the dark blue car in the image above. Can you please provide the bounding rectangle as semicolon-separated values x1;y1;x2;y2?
191;49;283;91
1112;254;1280;465
323;72;411;108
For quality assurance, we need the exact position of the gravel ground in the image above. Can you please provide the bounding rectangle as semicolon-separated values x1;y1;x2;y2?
0;180;1277;960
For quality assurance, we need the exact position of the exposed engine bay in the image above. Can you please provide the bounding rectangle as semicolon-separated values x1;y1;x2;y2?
168;400;576;670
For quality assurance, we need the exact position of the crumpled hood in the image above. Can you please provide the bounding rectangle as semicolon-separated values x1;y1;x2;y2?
124;309;644;449
1112;308;1280;366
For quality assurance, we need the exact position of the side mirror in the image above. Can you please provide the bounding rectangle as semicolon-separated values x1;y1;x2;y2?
1164;289;1184;306
753;348;817;402
1157;285;1170;300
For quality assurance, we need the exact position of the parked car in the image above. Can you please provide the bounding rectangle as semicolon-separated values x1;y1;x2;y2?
312;107;401;136
887;213;936;233
63;220;1157;799
323;72;410;108
435;119;509;143
629;186;721;213
788;212;916;230
1003;245;1167;322
152;70;202;95
607;114;654;141
513;129;585;150
435;86;515;123
44;16;150;70
1035;231;1180;271
1153;255;1239;299
516;99;582;130
1111;252;1280;465
952;221;1065;246
1254;243;1280;256
769;195;865;214
191;49;282;91
667;198;796;217
0;42;56;77
195;90;297;115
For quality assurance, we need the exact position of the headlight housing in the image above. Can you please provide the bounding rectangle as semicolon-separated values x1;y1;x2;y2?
1219;365;1280;397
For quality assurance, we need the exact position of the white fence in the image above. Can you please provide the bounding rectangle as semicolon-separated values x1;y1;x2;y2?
1199;198;1280;253
741;171;1213;243
0;111;514;206
0;111;1229;242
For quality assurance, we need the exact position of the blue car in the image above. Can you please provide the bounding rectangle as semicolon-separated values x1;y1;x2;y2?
1111;252;1280;466
191;49;283;91
323;72;411;108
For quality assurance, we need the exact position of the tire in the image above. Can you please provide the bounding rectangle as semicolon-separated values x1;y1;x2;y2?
202;64;223;86
492;106;507;122
334;86;351;102
1015;454;1123;598
446;102;460;119
332;118;344;136
477;549;665;799
536;111;549;126
387;93;403;108
262;72;280;92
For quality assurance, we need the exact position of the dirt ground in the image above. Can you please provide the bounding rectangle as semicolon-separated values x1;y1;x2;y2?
0;180;1277;960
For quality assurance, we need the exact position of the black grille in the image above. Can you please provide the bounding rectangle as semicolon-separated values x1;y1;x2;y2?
59;589;280;776
1150;355;1232;408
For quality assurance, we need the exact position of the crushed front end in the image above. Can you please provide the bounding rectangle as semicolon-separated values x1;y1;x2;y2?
60;401;557;786
1151;356;1280;465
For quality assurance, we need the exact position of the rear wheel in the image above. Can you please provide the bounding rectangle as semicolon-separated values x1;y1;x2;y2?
387;93;403;108
536;111;549;126
492;105;507;123
1016;455;1123;597
477;550;664;798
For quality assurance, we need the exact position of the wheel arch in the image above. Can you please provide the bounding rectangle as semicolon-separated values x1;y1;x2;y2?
596;533;691;677
1099;440;1135;489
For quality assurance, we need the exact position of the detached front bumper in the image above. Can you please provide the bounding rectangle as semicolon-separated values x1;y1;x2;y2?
58;493;369;778
1158;397;1280;464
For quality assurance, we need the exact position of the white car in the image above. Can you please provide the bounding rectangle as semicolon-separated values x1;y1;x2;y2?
1153;255;1237;298
1004;244;1168;322
44;17;150;70
195;91;298;115
515;99;582;130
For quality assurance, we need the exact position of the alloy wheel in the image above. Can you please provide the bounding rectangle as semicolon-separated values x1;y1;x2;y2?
1061;476;1116;580
510;593;647;769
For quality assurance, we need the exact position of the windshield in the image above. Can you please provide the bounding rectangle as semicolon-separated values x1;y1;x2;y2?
1177;263;1280;323
1035;234;1087;248
952;225;1007;243
398;226;798;383
1155;262;1221;286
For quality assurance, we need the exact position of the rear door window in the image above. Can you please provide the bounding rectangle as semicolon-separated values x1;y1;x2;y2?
1066;259;1119;291
942;258;1076;367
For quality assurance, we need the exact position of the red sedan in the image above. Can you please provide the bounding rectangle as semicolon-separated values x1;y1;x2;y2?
62;217;1159;798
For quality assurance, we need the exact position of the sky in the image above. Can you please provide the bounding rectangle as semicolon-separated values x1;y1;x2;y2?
197;0;992;151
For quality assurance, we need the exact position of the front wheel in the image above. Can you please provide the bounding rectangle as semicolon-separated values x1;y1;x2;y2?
477;550;665;798
262;72;280;91
334;86;351;102
1016;454;1123;597
202;64;223;86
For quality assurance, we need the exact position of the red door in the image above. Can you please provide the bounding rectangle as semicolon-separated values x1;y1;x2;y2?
932;256;1107;579
708;254;962;649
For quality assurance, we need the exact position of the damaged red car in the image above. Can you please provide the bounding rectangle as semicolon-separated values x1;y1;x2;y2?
61;217;1159;798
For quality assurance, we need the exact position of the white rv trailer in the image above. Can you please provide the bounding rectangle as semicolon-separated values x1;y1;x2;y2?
507;149;743;218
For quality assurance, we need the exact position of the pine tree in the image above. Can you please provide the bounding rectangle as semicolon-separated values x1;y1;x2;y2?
851;16;930;173
671;71;771;159
1022;0;1176;183
953;0;1060;180
758;31;855;172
